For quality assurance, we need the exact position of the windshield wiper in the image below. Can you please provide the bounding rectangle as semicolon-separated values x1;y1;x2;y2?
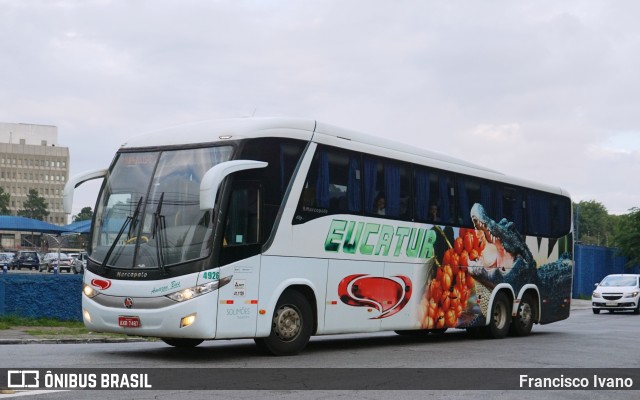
101;196;143;269
152;192;167;275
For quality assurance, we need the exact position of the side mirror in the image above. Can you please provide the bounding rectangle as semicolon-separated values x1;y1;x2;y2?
63;169;108;214
199;160;267;210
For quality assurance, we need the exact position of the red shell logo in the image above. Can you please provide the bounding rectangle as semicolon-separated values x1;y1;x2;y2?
91;279;112;290
338;274;412;319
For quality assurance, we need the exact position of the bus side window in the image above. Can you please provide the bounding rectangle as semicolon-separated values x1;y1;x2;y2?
550;196;571;237
526;190;551;237
456;177;493;227
294;146;361;224
224;184;260;245
362;157;410;219
219;182;262;266
497;186;524;233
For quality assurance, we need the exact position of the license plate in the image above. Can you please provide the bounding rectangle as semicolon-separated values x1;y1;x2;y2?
606;302;617;307
118;316;141;328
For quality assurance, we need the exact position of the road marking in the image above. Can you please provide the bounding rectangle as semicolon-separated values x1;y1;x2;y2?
0;390;69;398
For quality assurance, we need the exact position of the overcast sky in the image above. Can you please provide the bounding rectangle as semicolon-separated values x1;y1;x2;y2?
2;0;639;217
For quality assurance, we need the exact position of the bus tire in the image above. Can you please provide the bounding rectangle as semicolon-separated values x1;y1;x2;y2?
509;293;536;337
255;290;312;356
161;338;204;348
483;291;511;339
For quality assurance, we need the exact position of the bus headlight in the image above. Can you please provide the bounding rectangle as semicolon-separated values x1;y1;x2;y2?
166;276;231;302
83;283;99;298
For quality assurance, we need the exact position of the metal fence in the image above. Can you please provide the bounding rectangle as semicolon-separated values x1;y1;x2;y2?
573;244;640;299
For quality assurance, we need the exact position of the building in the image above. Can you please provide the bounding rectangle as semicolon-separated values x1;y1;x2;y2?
0;122;70;249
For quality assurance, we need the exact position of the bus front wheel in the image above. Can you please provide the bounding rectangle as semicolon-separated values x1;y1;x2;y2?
483;291;511;339
255;290;312;356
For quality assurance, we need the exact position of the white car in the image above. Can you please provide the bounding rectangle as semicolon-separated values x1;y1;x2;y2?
70;252;87;274
0;252;14;269
592;274;640;314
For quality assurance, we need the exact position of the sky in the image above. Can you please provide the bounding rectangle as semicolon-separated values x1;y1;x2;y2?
2;0;640;217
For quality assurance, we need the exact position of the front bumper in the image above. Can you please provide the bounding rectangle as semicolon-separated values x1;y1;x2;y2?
592;298;639;311
82;290;218;339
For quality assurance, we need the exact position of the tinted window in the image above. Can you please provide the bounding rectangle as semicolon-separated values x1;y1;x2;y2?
240;138;305;237
363;157;410;219
295;146;361;224
456;177;493;227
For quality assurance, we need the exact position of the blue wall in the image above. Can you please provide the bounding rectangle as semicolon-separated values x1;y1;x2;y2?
0;274;82;321
573;244;640;298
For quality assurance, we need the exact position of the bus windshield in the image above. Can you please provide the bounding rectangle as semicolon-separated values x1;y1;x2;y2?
91;146;234;270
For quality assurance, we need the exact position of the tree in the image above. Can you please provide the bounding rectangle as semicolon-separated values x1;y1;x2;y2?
574;200;615;246
0;186;9;215
612;208;640;267
17;189;49;221
73;206;93;222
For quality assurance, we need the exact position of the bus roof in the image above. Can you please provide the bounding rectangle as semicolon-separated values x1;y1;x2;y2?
120;117;569;197
120;117;316;149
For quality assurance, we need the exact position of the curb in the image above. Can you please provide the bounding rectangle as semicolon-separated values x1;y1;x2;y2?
0;337;151;345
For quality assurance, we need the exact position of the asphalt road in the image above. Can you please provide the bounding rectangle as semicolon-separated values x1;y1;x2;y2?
1;304;639;399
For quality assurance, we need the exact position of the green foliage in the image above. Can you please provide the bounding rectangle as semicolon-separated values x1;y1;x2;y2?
0;186;10;215
612;207;640;268
17;189;49;221
573;200;616;246
0;315;84;330
73;206;93;222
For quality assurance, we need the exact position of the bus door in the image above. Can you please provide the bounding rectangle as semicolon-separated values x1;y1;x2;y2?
215;182;262;338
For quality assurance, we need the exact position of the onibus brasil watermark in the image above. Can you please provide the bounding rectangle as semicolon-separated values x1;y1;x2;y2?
7;370;151;389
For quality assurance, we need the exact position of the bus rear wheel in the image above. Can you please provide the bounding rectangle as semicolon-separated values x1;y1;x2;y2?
483;292;511;339
255;290;312;356
510;293;536;337
161;338;204;348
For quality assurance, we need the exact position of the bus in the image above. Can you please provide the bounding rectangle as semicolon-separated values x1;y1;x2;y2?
63;118;573;356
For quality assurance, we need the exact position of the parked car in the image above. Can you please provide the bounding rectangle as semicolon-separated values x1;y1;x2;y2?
70;251;87;274
592;274;640;314
41;252;73;273
10;250;40;271
0;252;15;270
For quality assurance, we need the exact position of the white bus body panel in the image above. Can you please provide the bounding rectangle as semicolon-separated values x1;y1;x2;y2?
213;255;261;339
256;255;328;337
324;260;384;334
82;270;218;339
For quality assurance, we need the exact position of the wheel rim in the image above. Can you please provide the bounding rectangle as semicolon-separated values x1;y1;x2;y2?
518;302;532;327
493;301;508;330
273;305;301;341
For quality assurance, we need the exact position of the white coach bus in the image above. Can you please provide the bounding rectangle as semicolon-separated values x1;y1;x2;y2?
64;118;573;355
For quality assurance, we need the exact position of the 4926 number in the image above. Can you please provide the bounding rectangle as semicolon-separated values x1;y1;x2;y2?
203;271;220;280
